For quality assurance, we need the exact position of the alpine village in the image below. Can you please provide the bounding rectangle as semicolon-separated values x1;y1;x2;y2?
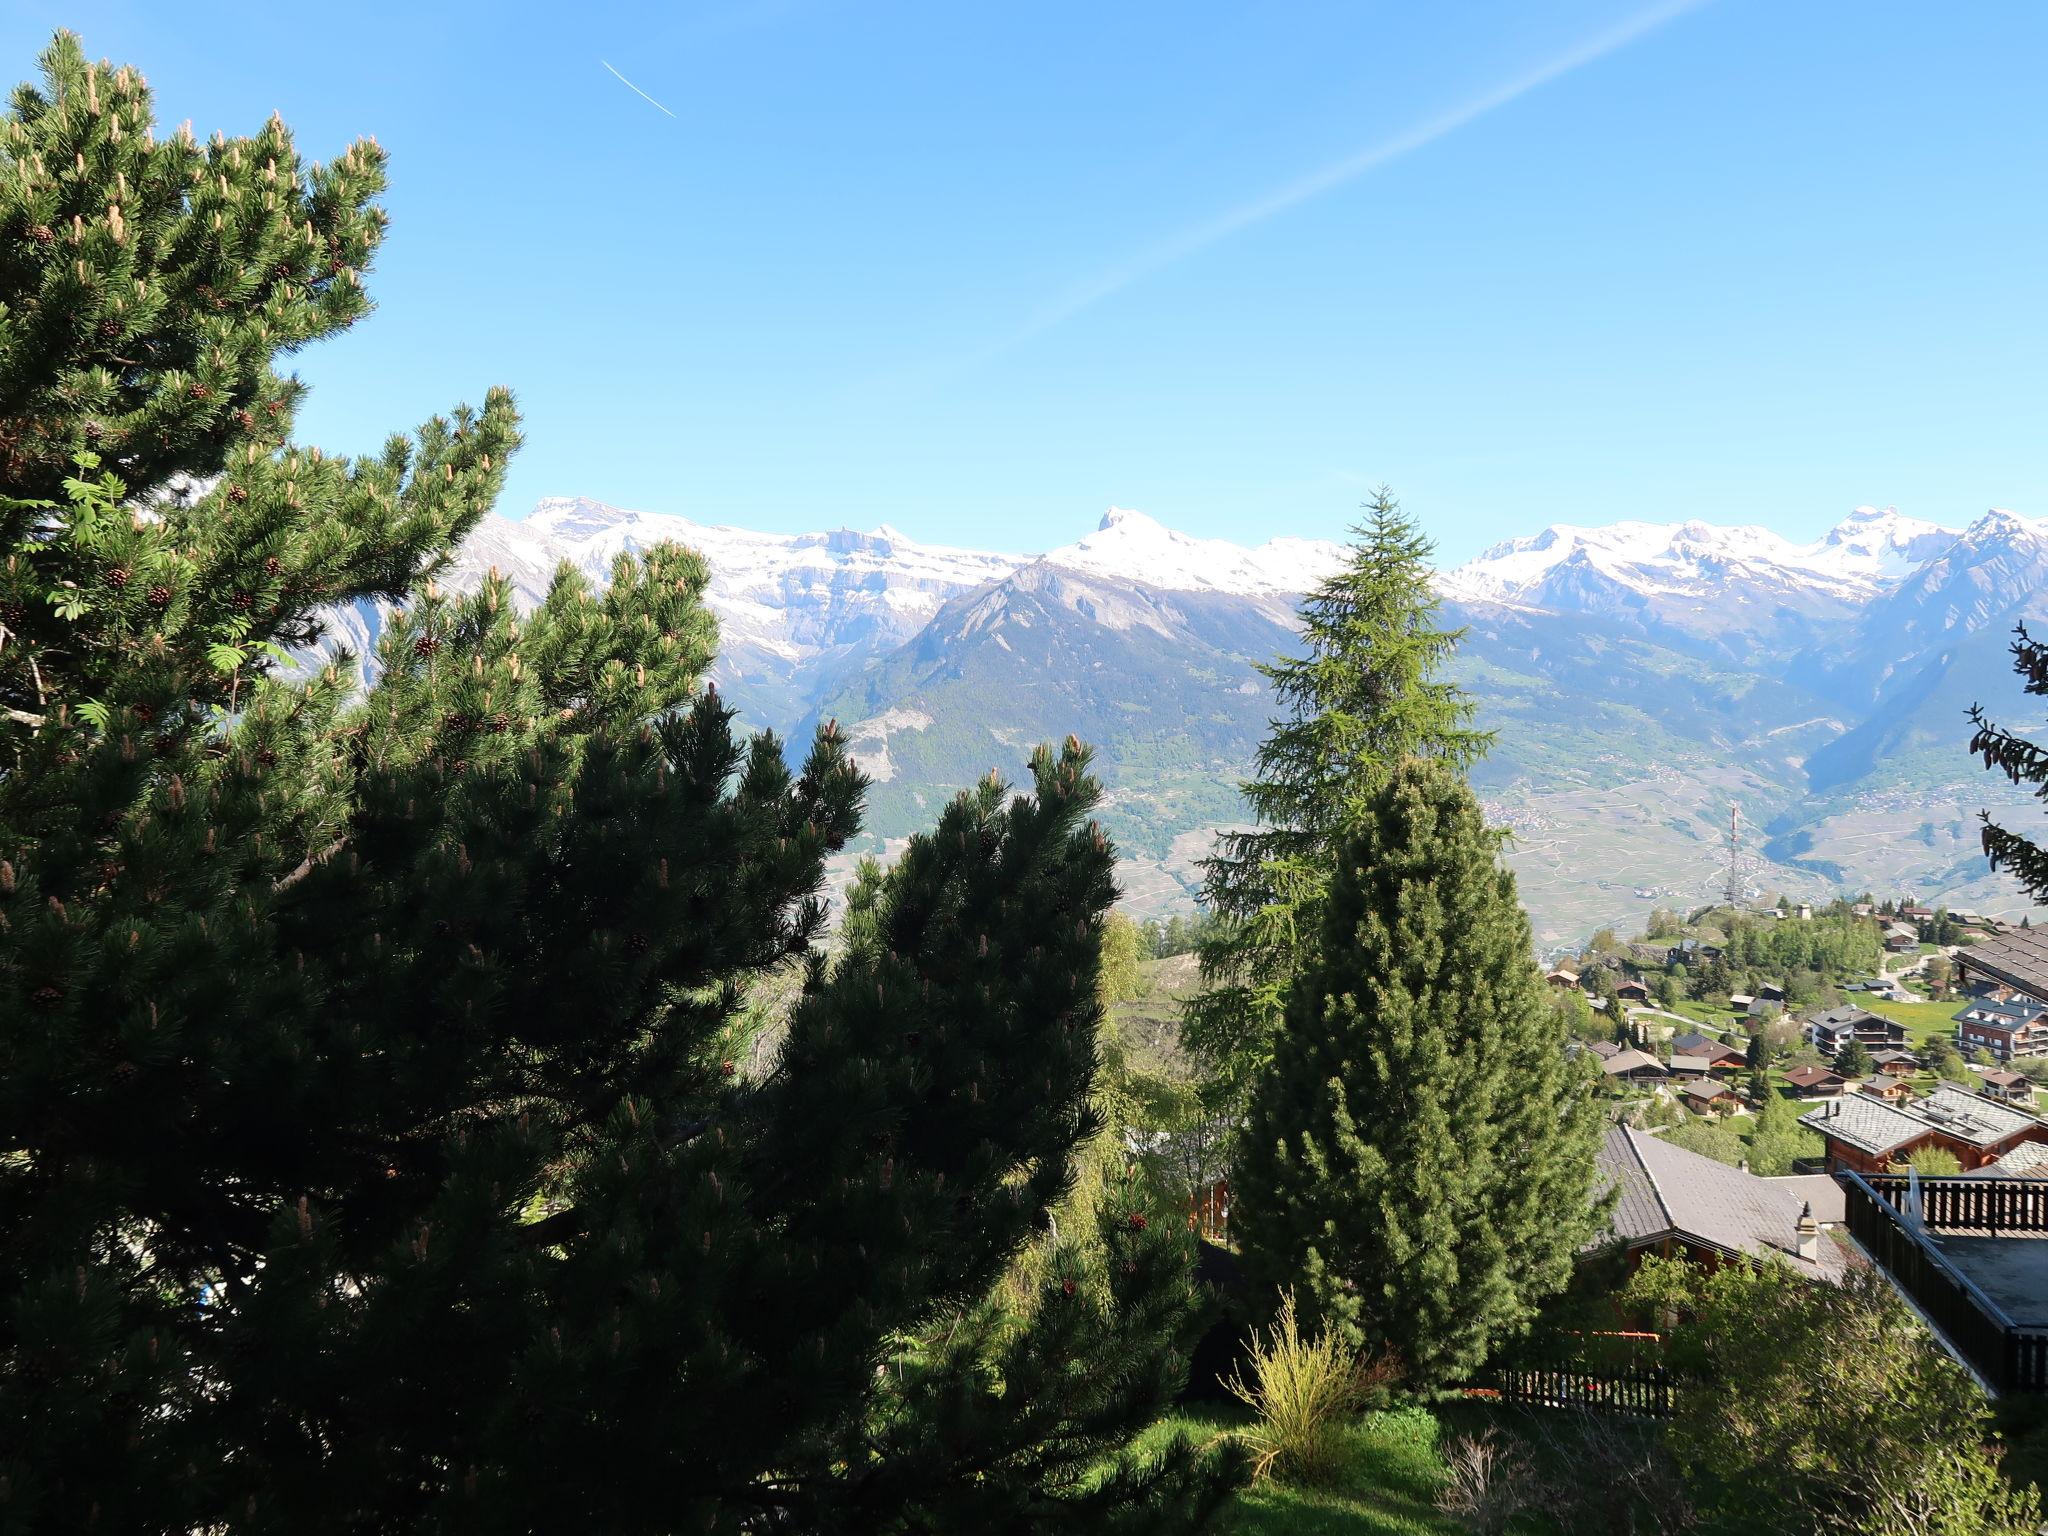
4;27;2048;1536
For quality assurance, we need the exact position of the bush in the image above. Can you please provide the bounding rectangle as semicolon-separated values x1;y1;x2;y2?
1625;1256;2040;1535
1907;1146;1964;1177
1435;1428;1540;1534
1223;1290;1379;1486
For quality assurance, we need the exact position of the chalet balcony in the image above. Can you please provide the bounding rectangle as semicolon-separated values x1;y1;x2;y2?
1838;1173;2048;1394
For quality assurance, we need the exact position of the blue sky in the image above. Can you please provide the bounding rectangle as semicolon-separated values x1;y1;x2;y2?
8;1;2046;563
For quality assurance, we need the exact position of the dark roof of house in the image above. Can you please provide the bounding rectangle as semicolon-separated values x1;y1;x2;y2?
1682;1079;1733;1100
1670;1031;1737;1056
1869;1048;1919;1064
1982;1069;2030;1089
1954;997;2043;1028
1959;926;2048;1000
1586;1039;1623;1059
1806;1005;1902;1031
1600;1048;1665;1076
1593;1127;1849;1281
1784;1065;1844;1088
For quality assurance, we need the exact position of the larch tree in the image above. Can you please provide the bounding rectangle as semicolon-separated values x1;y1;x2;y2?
1182;491;1490;1108
0;35;1237;1534
1233;761;1604;1388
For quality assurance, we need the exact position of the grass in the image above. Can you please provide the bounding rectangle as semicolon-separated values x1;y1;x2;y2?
1865;996;1963;1048
1143;1406;1468;1535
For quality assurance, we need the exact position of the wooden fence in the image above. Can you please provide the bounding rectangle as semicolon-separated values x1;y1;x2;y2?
1841;1172;2048;1394
1466;1364;1674;1421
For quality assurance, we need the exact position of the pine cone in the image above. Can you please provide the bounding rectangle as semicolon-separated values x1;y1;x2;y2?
227;484;249;505
624;931;649;956
413;634;441;659
231;592;254;612
132;703;154;724
263;556;282;577
30;984;64;1010
146;585;172;608
255;747;278;768
107;566;130;588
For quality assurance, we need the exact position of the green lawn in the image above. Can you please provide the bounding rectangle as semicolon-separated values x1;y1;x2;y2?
1867;997;1963;1048
1143;1407;1465;1535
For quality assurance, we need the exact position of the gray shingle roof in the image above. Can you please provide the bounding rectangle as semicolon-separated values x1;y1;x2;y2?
1958;926;2048;1000
1600;1048;1664;1076
1764;1173;1847;1225
1593;1126;1849;1281
1801;1085;2046;1155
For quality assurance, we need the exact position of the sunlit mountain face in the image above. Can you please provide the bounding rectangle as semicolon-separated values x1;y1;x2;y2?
314;499;2048;943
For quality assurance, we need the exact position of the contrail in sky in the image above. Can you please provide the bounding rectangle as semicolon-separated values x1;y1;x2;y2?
601;59;678;118
1006;0;1711;349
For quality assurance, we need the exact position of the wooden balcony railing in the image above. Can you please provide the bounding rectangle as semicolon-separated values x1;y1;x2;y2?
1840;1172;2048;1394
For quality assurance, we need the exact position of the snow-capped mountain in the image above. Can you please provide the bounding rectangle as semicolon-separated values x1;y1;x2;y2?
317;492;2048;939
1041;507;1346;597
1438;507;1963;616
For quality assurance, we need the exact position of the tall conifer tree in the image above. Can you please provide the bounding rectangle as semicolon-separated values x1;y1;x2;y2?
0;36;1234;1532
1970;622;2048;901
1233;761;1603;1387
1183;492;1489;1102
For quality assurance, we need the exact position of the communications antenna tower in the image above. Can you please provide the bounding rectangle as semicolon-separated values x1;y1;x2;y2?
1722;804;1749;909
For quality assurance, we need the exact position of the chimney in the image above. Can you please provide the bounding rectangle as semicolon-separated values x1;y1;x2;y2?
1796;1201;1819;1263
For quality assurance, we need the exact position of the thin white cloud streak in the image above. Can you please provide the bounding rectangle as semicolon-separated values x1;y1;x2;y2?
600;59;679;118
1008;0;1711;348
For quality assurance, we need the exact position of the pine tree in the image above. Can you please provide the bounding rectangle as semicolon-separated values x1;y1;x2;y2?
1233;761;1603;1388
1183;491;1490;1104
1970;630;2048;898
1836;1039;1874;1079
0;36;1237;1532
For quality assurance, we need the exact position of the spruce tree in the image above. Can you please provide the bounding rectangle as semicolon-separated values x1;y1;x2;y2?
1971;622;2048;900
1183;492;1490;1104
1233;760;1603;1388
0;35;1236;1532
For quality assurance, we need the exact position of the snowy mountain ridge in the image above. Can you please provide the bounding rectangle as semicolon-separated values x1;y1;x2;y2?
1435;505;1972;610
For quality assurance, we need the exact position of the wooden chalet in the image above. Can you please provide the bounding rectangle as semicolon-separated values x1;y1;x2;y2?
1600;1048;1666;1083
1804;1004;1909;1057
1681;1078;1739;1115
1800;1086;2048;1177
1953;995;2048;1064
1979;1069;2038;1107
1592;1126;1847;1281
1783;1065;1847;1097
1853;1075;1913;1104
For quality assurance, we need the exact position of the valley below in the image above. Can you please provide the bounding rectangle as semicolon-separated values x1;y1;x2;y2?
327;495;2048;947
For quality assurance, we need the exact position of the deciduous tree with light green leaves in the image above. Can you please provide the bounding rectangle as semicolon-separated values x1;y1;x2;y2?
1233;760;1603;1388
1183;491;1491;1109
1628;1255;2040;1536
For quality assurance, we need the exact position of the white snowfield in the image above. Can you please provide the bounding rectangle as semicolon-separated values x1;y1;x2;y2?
1433;505;2025;610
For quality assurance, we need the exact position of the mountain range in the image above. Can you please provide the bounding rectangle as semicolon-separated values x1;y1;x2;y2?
325;496;2048;947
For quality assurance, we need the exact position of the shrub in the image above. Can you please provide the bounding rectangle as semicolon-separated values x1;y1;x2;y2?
1222;1290;1380;1485
1435;1428;1540;1534
1907;1146;1964;1177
